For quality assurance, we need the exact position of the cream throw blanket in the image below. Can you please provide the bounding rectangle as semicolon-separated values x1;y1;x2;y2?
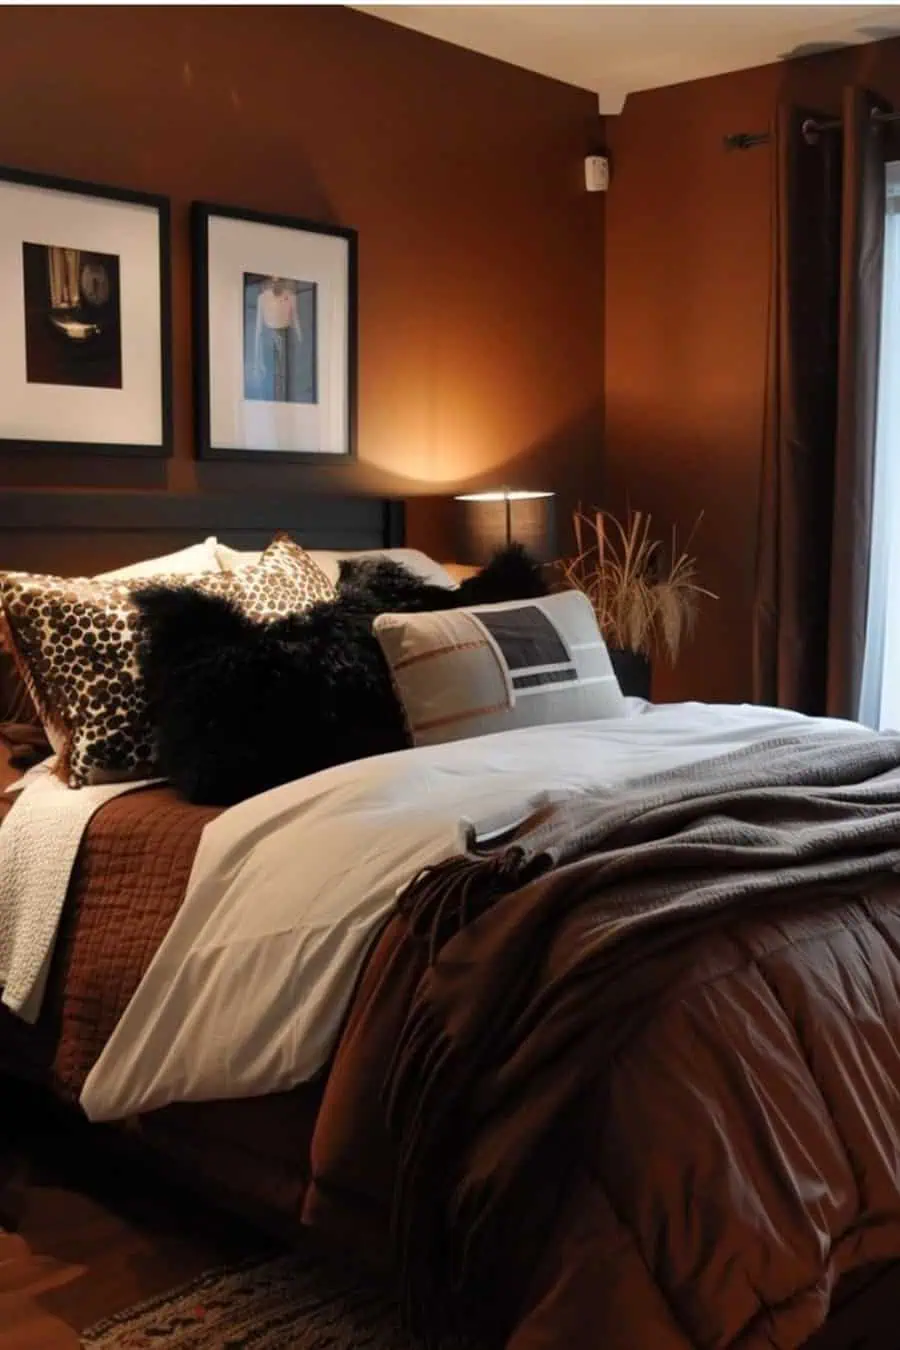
0;762;158;1022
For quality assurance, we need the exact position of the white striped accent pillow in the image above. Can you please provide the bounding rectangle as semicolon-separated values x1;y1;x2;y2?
374;589;626;747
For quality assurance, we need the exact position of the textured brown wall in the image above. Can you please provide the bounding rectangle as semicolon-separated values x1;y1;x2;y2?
0;5;605;557
605;36;900;705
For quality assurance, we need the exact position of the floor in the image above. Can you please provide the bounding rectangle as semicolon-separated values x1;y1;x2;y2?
0;1078;265;1349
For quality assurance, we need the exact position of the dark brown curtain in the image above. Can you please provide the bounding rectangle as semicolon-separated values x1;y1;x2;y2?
753;87;891;719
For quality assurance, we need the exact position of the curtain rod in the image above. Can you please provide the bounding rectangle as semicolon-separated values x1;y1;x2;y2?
724;106;900;151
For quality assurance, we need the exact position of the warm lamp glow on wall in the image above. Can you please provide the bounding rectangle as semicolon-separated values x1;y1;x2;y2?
454;489;555;566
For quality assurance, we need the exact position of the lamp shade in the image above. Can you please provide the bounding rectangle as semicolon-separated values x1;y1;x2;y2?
454;490;555;566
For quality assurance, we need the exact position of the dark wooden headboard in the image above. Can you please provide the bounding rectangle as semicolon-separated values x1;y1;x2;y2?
0;490;405;576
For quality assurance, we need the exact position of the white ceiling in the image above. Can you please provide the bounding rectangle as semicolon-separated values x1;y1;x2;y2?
351;5;900;112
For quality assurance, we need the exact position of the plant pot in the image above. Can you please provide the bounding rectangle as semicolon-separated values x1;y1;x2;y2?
608;647;652;700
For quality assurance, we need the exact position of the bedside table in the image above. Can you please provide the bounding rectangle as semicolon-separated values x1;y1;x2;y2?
440;562;479;585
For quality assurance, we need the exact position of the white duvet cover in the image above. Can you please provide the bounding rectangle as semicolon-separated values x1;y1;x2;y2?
79;700;868;1123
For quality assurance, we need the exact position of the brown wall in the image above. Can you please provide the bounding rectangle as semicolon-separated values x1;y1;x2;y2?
0;5;605;556
7;6;898;702
605;36;900;705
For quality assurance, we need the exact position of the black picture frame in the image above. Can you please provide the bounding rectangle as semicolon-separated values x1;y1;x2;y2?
192;201;358;464
0;163;172;459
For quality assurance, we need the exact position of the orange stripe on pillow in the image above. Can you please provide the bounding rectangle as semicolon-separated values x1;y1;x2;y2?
414;699;510;734
392;637;490;673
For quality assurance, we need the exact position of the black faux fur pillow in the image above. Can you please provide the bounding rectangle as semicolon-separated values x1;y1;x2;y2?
135;545;547;806
336;542;546;611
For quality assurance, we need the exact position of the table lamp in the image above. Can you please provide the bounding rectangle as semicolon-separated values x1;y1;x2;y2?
454;489;555;566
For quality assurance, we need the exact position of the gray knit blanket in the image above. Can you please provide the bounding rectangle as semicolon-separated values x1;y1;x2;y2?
465;728;900;933
395;726;900;1009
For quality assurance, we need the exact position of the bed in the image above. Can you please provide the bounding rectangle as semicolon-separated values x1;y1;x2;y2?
2;489;900;1350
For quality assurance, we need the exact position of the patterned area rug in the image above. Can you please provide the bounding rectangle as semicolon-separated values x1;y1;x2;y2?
81;1250;471;1349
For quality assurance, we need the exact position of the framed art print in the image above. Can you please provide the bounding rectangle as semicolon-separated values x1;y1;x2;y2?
0;164;171;457
192;202;357;462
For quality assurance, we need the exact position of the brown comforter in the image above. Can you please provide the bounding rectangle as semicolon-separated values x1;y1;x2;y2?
306;733;900;1349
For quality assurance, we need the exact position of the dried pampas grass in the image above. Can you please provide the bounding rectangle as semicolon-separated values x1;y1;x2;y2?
559;508;716;664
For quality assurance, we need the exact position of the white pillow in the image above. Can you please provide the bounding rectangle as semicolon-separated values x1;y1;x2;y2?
375;590;627;748
214;542;455;589
96;536;222;580
214;543;262;570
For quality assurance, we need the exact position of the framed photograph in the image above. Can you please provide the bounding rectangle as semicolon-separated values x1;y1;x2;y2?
0;164;171;458
193;202;357;462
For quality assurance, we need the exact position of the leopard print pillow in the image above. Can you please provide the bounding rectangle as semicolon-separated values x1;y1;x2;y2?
0;534;334;787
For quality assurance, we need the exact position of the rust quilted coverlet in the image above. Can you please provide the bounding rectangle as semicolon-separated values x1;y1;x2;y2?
0;746;328;1229
0;783;219;1096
